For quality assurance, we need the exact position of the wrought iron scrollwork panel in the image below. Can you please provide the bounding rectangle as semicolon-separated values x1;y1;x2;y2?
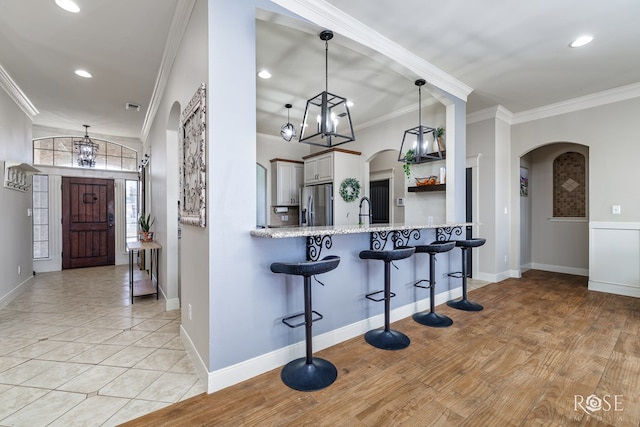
371;229;421;250
436;226;463;241
392;229;421;248
306;235;333;261
370;231;391;250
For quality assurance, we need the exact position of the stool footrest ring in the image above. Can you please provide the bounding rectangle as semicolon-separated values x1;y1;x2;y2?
365;289;395;302
447;271;464;278
413;279;432;289
282;310;323;328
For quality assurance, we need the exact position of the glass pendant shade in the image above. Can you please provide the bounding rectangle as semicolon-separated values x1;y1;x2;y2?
280;103;296;142
398;79;441;164
74;125;99;167
299;30;355;148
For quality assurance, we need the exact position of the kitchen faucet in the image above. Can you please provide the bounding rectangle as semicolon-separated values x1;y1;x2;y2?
358;196;372;226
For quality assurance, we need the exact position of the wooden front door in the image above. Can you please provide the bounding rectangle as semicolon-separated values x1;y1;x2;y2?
62;177;115;269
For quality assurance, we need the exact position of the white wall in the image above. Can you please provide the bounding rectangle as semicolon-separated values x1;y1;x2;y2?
0;88;35;308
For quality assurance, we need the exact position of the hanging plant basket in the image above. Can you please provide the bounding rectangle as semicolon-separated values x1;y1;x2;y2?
339;178;360;202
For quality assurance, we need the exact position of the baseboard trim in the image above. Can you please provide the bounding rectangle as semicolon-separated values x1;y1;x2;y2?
165;297;180;311
0;275;35;310
202;287;462;393
588;280;640;298
531;263;588;277
180;325;210;388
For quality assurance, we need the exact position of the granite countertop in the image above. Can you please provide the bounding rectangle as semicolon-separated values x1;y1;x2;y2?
250;222;471;239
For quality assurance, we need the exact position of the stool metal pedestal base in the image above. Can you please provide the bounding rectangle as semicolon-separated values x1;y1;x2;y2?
412;311;453;328
447;298;484;312
365;329;410;350
281;357;337;392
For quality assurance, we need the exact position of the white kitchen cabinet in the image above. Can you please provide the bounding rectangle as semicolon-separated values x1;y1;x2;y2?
271;159;303;206
304;152;333;184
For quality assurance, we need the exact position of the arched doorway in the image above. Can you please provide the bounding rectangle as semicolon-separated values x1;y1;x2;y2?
519;142;589;276
165;101;182;307
367;149;405;224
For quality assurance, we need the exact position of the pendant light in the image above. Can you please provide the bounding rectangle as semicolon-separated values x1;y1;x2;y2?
398;79;440;165
280;103;296;142
299;30;355;147
74;125;99;167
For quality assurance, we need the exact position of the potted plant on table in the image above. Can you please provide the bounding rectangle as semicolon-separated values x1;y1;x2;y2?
138;213;155;242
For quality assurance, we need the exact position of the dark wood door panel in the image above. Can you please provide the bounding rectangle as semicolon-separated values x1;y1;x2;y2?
62;177;115;269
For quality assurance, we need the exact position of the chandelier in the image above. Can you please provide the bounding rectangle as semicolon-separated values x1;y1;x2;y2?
74;125;98;167
398;79;440;165
299;30;355;147
280;103;296;142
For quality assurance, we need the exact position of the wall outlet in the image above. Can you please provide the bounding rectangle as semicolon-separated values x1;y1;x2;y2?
188;304;192;320
504;255;507;263
612;205;621;215
17;265;21;275
281;215;288;221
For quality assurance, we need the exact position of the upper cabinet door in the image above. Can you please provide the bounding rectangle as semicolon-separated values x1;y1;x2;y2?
316;154;333;182
304;152;333;185
272;160;303;206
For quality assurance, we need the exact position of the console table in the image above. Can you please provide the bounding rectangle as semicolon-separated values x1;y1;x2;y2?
127;240;161;303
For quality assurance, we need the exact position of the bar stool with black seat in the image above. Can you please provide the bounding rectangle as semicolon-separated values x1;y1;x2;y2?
447;238;487;311
359;246;416;350
270;255;340;391
413;241;456;327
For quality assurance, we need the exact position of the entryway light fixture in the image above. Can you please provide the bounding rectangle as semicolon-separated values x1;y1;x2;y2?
280;104;296;142
74;125;99;167
299;30;355;148
398;79;440;165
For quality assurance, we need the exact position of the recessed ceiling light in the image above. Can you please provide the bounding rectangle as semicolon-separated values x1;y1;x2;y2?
55;0;80;13
569;35;593;48
257;69;271;79
74;69;93;78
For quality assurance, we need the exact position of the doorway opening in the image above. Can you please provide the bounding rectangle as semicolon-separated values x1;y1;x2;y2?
370;179;390;224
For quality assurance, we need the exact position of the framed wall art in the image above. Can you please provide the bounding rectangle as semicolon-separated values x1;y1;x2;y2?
520;166;529;197
180;83;207;227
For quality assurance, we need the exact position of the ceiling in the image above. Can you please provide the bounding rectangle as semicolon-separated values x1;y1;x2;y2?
1;0;639;141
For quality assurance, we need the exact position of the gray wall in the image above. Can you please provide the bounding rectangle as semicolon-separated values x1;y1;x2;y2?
0;89;34;308
528;143;589;275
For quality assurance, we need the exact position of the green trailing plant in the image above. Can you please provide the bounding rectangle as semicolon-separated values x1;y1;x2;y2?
436;127;445;138
138;213;155;232
403;149;415;178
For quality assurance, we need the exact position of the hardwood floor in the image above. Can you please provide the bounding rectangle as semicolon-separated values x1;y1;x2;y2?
123;271;640;426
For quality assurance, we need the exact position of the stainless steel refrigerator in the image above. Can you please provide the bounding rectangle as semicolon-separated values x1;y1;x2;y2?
299;184;333;226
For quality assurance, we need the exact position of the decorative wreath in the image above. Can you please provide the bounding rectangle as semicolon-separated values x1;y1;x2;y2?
339;177;360;203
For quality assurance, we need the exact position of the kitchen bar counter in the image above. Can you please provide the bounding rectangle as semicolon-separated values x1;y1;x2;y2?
251;222;471;239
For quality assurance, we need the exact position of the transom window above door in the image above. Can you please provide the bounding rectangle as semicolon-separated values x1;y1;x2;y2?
33;137;138;172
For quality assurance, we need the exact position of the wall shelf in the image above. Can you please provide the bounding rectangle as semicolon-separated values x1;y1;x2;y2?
408;184;446;193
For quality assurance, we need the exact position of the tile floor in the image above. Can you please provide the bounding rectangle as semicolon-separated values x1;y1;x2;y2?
0;265;205;427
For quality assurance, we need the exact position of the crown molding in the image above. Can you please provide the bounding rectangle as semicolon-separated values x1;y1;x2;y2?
467;105;513;125
271;0;473;101
140;0;197;142
0;63;39;118
512;82;640;125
